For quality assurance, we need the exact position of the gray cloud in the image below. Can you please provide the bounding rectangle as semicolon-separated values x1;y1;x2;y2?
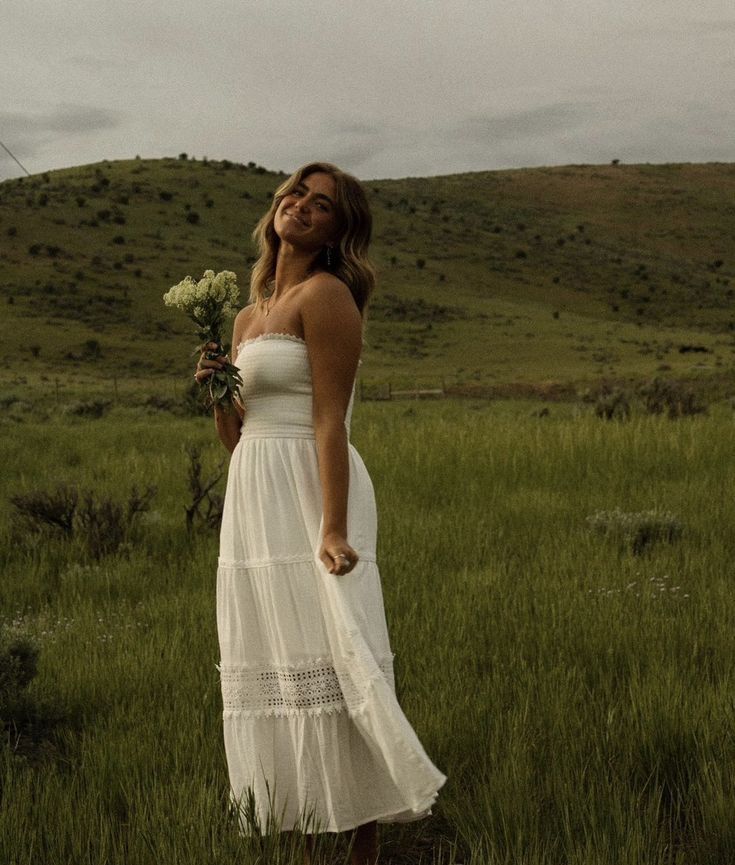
457;103;596;144
67;53;123;72
1;0;733;180
0;105;120;158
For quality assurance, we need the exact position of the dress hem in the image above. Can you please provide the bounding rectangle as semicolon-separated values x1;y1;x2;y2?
235;792;442;836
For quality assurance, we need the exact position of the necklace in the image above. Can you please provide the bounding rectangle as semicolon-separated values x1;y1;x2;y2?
264;284;277;317
264;267;318;317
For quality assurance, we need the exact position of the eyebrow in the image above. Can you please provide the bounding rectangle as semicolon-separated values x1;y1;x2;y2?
295;180;335;207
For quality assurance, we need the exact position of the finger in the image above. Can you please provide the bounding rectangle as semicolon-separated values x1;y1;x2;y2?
331;552;353;574
199;358;224;370
330;553;347;575
319;550;335;573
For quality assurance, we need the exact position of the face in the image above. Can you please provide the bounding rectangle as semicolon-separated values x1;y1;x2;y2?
274;171;341;251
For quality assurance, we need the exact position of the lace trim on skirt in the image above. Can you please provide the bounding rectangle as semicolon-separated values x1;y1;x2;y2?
218;655;395;718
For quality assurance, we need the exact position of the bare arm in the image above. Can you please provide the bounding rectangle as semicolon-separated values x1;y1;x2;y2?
301;276;363;574
196;310;248;454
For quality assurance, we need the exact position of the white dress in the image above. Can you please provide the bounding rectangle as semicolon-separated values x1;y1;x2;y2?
216;332;446;835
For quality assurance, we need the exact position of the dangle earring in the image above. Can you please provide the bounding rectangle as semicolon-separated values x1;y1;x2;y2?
326;245;333;268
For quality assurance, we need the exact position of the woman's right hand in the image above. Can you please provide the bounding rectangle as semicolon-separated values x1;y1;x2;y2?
194;341;226;384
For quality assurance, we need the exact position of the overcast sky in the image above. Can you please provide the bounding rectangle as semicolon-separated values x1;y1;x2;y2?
2;0;734;182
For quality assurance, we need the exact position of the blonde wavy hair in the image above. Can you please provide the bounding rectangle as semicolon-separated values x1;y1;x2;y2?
249;162;376;318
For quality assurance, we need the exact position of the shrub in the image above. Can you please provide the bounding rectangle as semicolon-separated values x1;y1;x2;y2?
76;487;154;559
0;630;38;704
82;339;103;360
10;483;156;560
638;378;707;419
186;211;200;225
143;394;177;413
10;485;78;536
594;388;631;421
185;445;224;531
63;399;111;418
587;507;683;555
0;626;44;752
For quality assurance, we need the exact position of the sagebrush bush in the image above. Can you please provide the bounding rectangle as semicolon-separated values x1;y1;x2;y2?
63;399;111;418
0;630;38;706
639;377;707;419
10;484;78;536
594;388;631;421
0;627;40;745
184;444;224;531
587;507;683;555
10;483;156;559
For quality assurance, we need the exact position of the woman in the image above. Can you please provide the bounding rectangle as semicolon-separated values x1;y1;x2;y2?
194;161;446;864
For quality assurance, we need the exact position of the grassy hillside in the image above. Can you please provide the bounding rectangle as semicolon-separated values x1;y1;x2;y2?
1;157;734;397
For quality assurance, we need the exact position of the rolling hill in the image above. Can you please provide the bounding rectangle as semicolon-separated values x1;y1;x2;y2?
1;156;733;399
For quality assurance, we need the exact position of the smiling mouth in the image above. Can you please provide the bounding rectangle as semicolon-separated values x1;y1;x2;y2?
286;211;309;227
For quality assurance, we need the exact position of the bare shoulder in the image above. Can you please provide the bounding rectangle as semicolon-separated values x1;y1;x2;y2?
234;302;256;328
229;302;256;358
301;273;361;330
232;302;255;337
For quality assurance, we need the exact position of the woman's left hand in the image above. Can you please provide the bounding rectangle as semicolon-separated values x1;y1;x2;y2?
319;532;359;575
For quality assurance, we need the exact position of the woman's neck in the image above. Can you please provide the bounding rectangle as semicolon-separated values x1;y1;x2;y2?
273;243;320;294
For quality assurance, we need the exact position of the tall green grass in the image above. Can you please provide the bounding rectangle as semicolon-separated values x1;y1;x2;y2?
2;399;735;863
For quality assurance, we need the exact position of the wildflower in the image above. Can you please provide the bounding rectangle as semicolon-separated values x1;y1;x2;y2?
163;269;243;408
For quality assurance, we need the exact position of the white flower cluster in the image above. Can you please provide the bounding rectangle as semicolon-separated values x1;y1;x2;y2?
163;269;239;318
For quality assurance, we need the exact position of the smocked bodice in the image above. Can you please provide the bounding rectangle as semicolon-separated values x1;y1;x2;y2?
234;333;356;439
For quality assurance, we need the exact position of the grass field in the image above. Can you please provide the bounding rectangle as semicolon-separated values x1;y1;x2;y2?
3;398;735;864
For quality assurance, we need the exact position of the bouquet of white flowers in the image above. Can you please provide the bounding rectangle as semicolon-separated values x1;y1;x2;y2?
163;269;243;409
